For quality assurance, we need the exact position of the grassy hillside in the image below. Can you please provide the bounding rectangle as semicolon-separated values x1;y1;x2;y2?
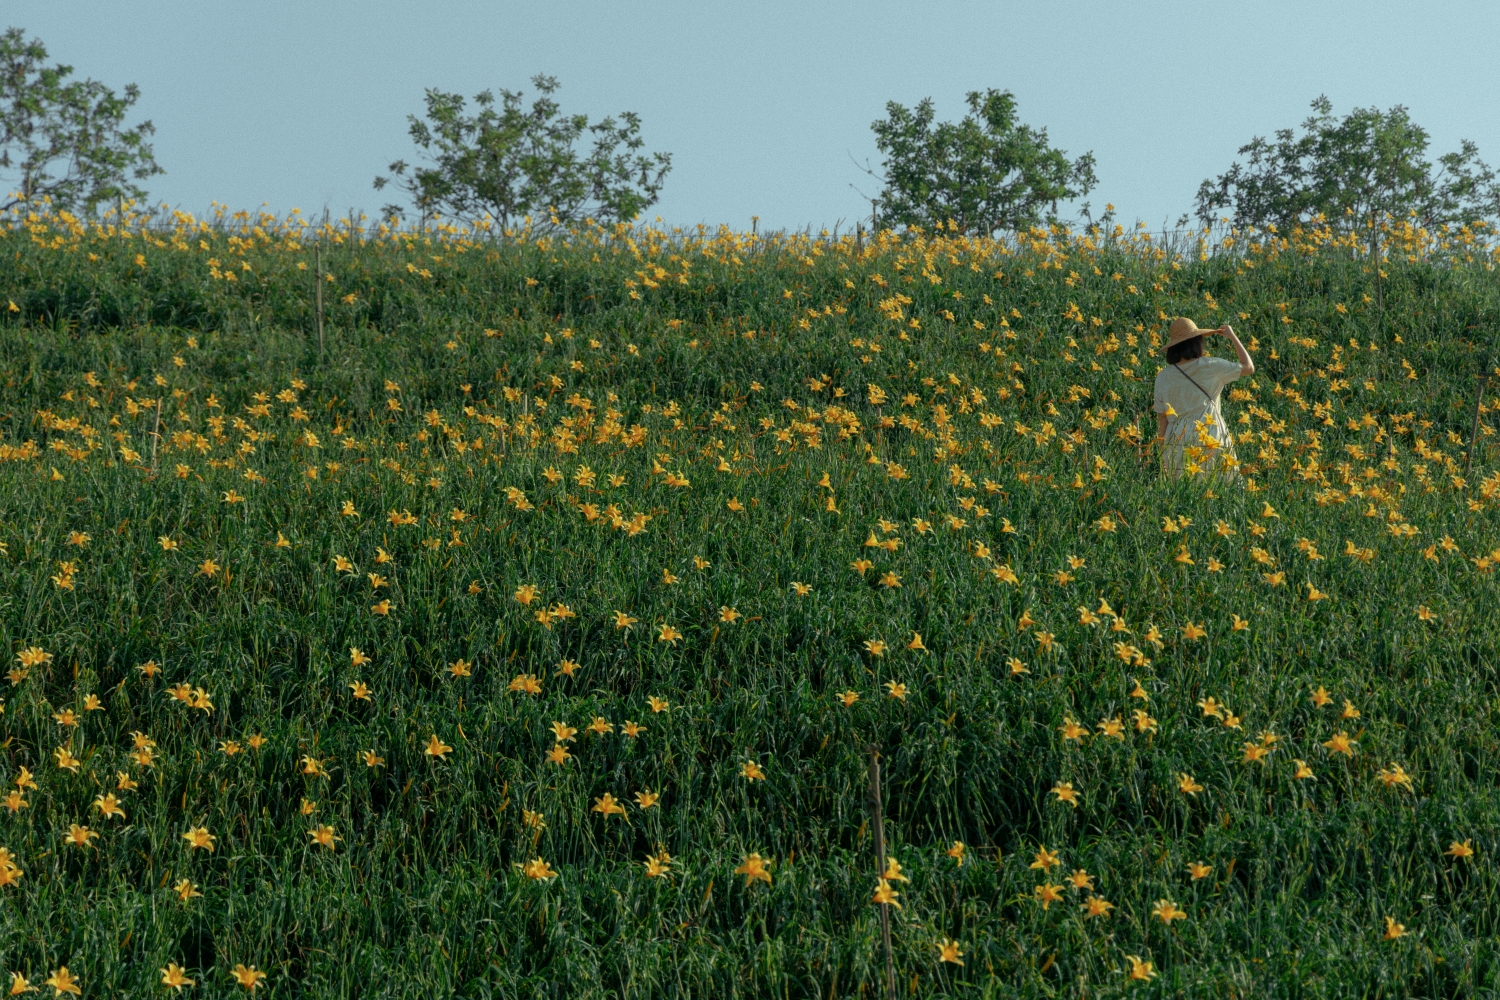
0;204;1498;997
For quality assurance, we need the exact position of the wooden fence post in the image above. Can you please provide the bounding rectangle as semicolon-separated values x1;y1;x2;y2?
1467;374;1488;476
149;398;162;472
315;240;325;362
867;746;896;1000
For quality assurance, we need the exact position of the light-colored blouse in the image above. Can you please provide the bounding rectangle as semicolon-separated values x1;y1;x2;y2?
1152;355;1243;478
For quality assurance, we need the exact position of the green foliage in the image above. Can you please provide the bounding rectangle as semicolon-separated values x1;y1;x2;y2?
373;75;672;231
1195;96;1500;237
868;89;1097;234
0;26;163;216
0;209;1496;996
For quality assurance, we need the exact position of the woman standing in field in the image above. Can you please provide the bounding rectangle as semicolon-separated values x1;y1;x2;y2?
1153;317;1255;479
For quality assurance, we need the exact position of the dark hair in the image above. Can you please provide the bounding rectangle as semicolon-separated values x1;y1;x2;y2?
1166;336;1204;365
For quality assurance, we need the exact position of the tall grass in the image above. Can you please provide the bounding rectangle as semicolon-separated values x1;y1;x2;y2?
0;205;1496;996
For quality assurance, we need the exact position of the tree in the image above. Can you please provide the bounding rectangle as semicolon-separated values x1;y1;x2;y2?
1195;96;1500;235
866;89;1096;234
374;75;671;232
0;26;163;215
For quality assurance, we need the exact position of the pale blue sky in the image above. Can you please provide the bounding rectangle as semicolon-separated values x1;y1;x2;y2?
8;1;1499;231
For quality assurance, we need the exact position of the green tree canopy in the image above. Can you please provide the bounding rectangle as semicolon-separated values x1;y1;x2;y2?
0;26;163;216
374;75;671;232
867;89;1096;235
1195;96;1500;236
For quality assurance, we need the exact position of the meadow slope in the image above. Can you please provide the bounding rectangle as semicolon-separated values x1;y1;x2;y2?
0;208;1497;997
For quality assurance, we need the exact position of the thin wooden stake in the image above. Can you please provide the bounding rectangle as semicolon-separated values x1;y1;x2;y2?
856;222;863;255
867;745;896;1000
1467;374;1487;476
315;240;325;362
1373;238;1383;312
149;398;162;472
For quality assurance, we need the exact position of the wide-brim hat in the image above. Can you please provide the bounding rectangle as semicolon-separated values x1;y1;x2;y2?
1167;317;1214;347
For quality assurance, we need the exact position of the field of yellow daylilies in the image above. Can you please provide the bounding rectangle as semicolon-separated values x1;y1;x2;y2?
0;201;1497;996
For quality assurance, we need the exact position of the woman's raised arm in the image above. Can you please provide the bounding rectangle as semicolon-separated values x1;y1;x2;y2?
1217;325;1254;377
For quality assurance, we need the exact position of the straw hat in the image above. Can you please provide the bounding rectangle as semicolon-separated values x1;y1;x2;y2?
1166;317;1221;347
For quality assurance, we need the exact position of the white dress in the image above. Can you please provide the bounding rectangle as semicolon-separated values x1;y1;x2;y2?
1152;355;1243;479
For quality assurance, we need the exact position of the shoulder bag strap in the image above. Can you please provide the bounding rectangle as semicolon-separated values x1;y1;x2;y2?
1173;363;1214;402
